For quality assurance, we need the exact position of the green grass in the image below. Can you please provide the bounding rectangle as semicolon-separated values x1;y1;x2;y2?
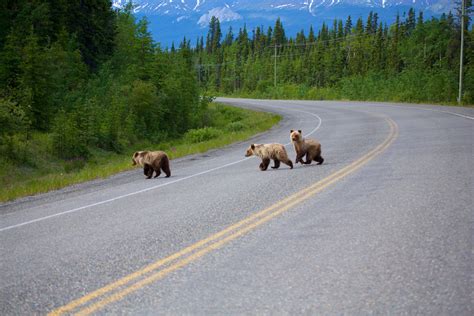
0;103;280;202
224;70;473;107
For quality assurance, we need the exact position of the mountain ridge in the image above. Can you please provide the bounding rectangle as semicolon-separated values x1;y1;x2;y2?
112;0;455;47
113;0;452;16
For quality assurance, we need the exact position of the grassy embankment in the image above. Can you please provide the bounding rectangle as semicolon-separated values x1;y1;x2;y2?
224;71;473;107
0;103;280;202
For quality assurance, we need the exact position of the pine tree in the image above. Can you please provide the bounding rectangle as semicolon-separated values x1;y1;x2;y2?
366;11;374;34
388;13;401;73
223;26;234;46
344;16;353;36
406;8;416;35
18;30;51;130
308;25;316;43
273;18;286;47
64;0;116;69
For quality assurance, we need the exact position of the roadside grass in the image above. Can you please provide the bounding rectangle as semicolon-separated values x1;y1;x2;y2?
0;103;280;202
223;71;473;107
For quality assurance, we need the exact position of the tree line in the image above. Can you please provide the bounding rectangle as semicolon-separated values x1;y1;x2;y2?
0;0;207;162
190;5;473;103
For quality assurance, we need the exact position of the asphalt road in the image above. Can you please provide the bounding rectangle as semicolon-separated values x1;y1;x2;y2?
1;99;473;315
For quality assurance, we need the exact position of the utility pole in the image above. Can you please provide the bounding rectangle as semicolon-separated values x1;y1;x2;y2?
458;0;465;104
274;44;277;88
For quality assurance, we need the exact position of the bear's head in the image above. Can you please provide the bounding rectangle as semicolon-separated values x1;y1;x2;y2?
290;130;302;142
245;144;256;157
132;151;147;166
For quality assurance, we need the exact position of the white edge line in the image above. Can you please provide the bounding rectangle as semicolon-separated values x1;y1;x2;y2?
273;99;474;120
428;109;474;120
400;104;474;120
359;101;474;120
0;106;322;233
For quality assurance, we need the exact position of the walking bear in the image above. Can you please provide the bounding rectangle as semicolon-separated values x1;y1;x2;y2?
132;151;171;179
290;130;324;165
245;143;293;171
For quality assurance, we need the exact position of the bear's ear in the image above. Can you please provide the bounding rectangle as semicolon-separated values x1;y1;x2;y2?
251;144;255;150
133;151;139;158
290;129;294;133
298;130;302;134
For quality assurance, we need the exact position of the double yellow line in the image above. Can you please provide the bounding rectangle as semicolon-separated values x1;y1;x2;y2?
49;117;398;316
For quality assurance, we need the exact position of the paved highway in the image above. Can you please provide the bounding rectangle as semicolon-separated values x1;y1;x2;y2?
1;99;473;315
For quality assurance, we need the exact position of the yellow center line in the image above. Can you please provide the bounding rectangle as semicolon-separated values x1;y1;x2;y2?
49;117;398;316
48;173;337;316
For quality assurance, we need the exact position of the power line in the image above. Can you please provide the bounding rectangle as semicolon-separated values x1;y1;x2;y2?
194;32;385;68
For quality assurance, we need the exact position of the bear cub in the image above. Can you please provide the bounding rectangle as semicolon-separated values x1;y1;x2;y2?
245;143;293;171
132;151;171;179
290;130;324;165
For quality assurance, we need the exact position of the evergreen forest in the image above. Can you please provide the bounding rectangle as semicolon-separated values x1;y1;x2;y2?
191;6;473;103
1;1;208;162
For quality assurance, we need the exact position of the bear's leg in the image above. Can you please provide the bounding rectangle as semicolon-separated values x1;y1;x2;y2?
260;158;270;171
148;168;155;179
161;157;171;177
144;164;153;179
295;153;305;164
153;168;161;178
283;159;293;169
271;159;280;169
303;152;313;164
315;155;324;165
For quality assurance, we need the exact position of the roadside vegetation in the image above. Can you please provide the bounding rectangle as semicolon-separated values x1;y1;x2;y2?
0;2;280;202
0;102;280;202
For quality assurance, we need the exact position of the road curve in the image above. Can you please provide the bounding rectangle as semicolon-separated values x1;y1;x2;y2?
1;99;472;315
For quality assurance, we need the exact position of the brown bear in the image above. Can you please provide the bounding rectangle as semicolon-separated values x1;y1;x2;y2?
245;143;293;171
132;151;171;179
290;130;324;165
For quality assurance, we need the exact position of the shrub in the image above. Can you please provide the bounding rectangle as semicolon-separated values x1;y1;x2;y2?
184;127;220;143
0;98;32;163
64;158;86;173
226;121;247;132
51;110;90;159
0;98;29;143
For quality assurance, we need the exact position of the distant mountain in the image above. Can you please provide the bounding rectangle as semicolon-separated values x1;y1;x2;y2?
113;0;453;16
112;0;455;47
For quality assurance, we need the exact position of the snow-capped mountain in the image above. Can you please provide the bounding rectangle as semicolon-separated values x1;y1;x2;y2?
113;0;452;16
111;0;455;47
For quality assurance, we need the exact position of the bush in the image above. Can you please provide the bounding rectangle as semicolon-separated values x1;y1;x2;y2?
51;110;90;159
226;121;247;132
219;106;244;122
184;127;220;143
0;98;31;162
63;158;86;173
335;70;459;103
0;98;29;143
305;87;339;100
256;80;273;94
